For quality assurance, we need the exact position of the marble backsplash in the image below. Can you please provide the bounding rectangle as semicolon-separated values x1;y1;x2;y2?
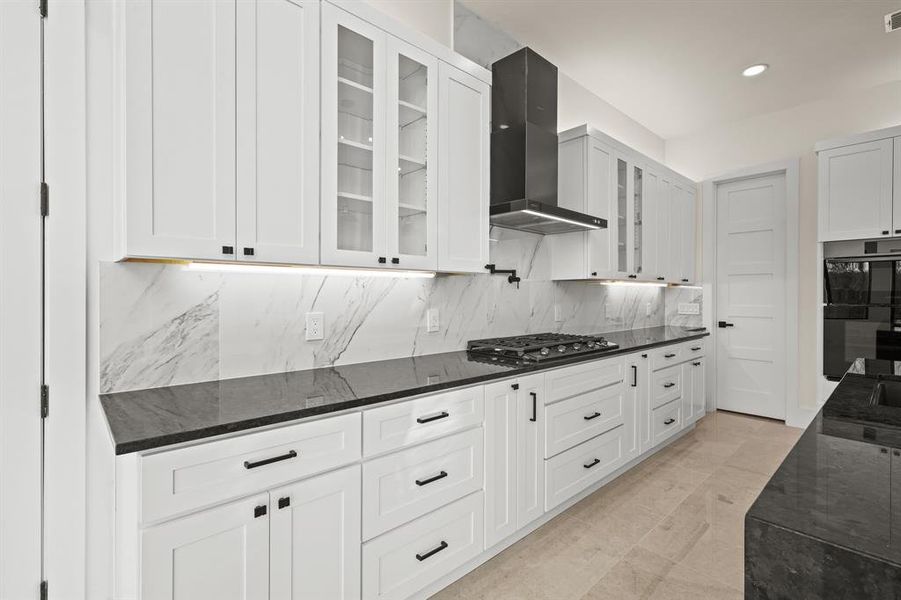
99;228;701;393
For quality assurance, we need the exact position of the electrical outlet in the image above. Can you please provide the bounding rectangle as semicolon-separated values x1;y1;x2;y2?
678;303;700;315
427;308;440;333
305;312;324;341
554;304;563;322
645;302;652;316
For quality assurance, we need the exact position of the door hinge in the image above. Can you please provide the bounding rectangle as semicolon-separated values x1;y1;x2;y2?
41;384;49;419
40;580;48;600
38;0;47;18
40;182;49;217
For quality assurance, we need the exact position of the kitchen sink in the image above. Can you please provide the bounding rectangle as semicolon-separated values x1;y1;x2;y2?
869;378;901;408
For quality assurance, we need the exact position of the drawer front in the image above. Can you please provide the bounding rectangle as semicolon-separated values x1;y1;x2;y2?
362;428;483;540
684;339;705;359
650;345;683;371
651;365;682;410
651;398;682;447
141;413;361;524
362;492;484;600
363;386;484;457
544;382;624;458
545;424;625;511
544;357;624;404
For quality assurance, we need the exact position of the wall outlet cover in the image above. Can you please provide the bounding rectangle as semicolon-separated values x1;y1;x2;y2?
305;312;324;341
678;303;700;315
427;308;440;333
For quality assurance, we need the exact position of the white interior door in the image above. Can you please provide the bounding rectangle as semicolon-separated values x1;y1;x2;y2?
715;173;787;419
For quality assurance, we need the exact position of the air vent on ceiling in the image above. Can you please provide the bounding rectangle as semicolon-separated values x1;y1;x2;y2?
886;9;901;32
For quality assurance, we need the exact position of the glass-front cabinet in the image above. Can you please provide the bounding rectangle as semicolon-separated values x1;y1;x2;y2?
321;3;437;269
614;155;646;280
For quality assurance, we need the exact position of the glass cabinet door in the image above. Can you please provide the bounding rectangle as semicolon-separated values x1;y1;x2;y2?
616;158;628;273
633;166;643;276
386;39;437;270
321;6;386;266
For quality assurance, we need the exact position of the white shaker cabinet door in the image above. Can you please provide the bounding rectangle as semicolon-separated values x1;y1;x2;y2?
437;62;490;273
236;0;320;264
270;465;362;600
141;494;270;600
123;0;237;261
818;138;894;241
515;373;545;530
483;379;517;548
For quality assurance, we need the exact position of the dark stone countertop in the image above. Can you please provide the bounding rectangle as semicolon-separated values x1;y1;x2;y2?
746;359;901;597
100;326;708;455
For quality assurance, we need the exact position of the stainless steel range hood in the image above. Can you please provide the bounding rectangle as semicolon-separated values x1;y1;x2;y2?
489;48;607;235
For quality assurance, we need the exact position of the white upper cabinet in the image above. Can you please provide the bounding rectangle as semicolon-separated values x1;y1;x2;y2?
237;0;321;264
554;127;696;284
123;0;238;261
437;62;491;273
818;138;894;241
122;0;320;263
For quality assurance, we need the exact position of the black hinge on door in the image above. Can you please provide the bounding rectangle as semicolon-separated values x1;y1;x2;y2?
38;0;47;18
40;580;48;600
40;182;49;217
40;384;49;419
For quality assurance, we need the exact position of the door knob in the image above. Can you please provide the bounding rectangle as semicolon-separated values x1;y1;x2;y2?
718;321;734;328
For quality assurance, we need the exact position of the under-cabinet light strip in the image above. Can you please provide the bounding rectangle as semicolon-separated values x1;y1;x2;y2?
597;280;668;288
186;262;436;279
519;210;603;230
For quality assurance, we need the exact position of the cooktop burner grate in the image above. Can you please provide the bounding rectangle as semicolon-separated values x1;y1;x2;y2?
467;332;619;362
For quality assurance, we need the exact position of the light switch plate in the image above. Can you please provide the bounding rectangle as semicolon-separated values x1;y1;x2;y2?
678;303;700;315
427;308;439;333
305;312;324;341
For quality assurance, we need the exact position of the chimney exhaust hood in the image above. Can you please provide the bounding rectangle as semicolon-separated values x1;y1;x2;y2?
489;48;607;235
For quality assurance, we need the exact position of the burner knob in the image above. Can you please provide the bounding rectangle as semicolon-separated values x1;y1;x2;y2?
557;345;567;353
573;343;582;350
540;347;550;356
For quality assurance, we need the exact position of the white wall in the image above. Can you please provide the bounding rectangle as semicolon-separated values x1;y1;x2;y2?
666;79;901;420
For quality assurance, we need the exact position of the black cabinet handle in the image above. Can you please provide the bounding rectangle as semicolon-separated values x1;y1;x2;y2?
415;471;448;487
664;418;676;425
244;450;297;470
378;256;387;264
416;541;448;561
692;361;701;366
718;321;734;328
663;382;675;388
895;229;901;234
591;271;598;276
583;411;602;421
883;230;890;235
631;365;638;387
681;278;688;283
691;346;701;351
243;247;255;256
278;497;290;509
628;274;637;279
656;276;664;281
664;353;676;358
392;257;400;264
416;411;449;424
530;391;537;422
254;504;267;518
583;458;600;469
222;245;234;255
511;383;520;390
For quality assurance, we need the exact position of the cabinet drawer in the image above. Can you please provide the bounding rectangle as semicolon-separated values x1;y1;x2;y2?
544;357;624;404
545;424;625;511
651;398;682;447
650;345;683;371
684;339;705;359
362;492;484;600
363;386;484;456
544;382;624;458
651;365;682;410
362;428;483;540
140;412;361;523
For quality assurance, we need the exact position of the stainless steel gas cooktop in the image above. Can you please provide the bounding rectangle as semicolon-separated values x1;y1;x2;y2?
466;333;619;363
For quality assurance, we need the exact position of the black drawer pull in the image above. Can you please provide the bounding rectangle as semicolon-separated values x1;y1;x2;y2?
254;504;267;518
690;347;701;351
530;391;537;422
631;364;638;387
583;412;602;421
657;276;664;281
244;450;297;470
416;411;449;424
664;353;676;358
416;541;448;561
278;496;290;509
663;382;675;388
664;418;676;425
415;471;448;487
583;458;600;469
692;361;701;366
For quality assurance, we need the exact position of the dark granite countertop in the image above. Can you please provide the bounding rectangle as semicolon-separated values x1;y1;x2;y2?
100;326;708;455
747;359;901;572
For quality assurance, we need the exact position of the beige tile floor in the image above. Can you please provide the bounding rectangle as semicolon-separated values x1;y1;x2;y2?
433;410;803;600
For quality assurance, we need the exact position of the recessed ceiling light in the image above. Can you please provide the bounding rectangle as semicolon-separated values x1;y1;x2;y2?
742;64;768;77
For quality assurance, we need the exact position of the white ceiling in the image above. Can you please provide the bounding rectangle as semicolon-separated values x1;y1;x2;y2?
460;0;901;139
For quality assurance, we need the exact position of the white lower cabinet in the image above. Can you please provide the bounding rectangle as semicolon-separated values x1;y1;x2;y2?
651;399;682;447
545;424;625;511
681;357;706;426
362;492;485;600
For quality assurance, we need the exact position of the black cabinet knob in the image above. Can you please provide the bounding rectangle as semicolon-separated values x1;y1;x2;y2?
391;257;400;264
278;497;290;509
243;247;255;256
591;272;598;276
883;230;890;235
681;278;688;283
378;256;386;264
254;505;267;518
222;245;234;255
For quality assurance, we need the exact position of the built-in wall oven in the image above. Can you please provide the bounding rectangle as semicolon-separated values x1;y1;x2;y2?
824;248;901;380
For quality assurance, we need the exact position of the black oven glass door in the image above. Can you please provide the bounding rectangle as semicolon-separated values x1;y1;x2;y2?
824;259;901;306
824;305;901;379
